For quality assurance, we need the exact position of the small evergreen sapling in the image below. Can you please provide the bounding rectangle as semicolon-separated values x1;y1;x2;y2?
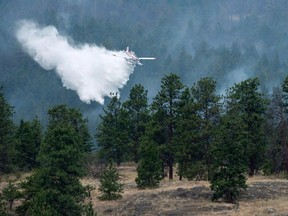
2;181;21;211
0;194;8;216
98;164;123;200
135;138;162;189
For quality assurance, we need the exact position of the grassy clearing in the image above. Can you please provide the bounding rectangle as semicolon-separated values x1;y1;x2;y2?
2;163;288;215
83;163;288;216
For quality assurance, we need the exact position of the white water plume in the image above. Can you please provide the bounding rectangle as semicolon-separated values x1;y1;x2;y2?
16;20;134;104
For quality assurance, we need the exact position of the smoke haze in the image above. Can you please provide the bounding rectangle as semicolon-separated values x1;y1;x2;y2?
0;1;287;124
16;20;134;104
218;67;250;95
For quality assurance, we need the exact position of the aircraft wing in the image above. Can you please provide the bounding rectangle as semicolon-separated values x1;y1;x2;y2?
139;57;156;60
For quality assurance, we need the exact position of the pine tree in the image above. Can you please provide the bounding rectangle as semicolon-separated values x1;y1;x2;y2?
282;75;288;119
83;201;97;216
174;87;203;180
2;181;21;211
96;94;129;165
0;194;8;216
210;114;247;203
265;76;288;173
123;84;150;163
191;77;221;178
48;105;92;152
282;75;288;100
151;73;185;179
226;78;268;176
265;87;288;173
135;129;163;188
0;86;16;173
280;76;288;171
17;106;89;216
98;164;123;200
15;118;42;170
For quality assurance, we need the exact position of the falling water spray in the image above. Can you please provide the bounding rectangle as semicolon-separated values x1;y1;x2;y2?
16;20;135;104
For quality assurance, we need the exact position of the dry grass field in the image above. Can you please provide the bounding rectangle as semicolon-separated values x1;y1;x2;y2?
2;164;288;215
82;164;288;216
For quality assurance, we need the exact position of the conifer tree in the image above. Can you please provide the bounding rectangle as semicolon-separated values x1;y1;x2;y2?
280;76;288;171
265;87;288;173
123;84;150;163
2;181;21;211
0;194;8;216
210;114;247;203
135;129;163;188
48;105;92;152
15;118;42;170
191;77;221;178
265;77;288;173
174;87;203;180
17;105;90;216
226;78;267;176
282;75;288;104
98;163;123;200
282;76;288;117
96;94;129;165
0;86;16;173
151;73;185;179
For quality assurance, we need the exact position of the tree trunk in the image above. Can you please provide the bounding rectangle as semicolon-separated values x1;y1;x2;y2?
167;150;174;180
169;163;173;180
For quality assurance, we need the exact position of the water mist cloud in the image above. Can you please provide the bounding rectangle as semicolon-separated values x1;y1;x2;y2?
16;20;134;104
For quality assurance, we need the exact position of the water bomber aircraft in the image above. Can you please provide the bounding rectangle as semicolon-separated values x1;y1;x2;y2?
113;47;156;66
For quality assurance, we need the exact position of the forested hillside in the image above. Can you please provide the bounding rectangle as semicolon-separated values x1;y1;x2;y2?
0;0;288;125
2;1;288;214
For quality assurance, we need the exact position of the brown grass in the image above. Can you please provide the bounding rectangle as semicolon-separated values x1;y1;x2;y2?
2;164;288;215
82;163;288;216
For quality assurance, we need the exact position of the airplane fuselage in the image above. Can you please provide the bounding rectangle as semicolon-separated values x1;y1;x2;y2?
113;46;155;66
124;49;143;65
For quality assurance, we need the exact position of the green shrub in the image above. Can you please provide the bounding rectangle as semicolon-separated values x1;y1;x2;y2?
98;164;123;200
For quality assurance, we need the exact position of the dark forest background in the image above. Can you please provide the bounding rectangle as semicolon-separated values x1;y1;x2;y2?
1;0;288;128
